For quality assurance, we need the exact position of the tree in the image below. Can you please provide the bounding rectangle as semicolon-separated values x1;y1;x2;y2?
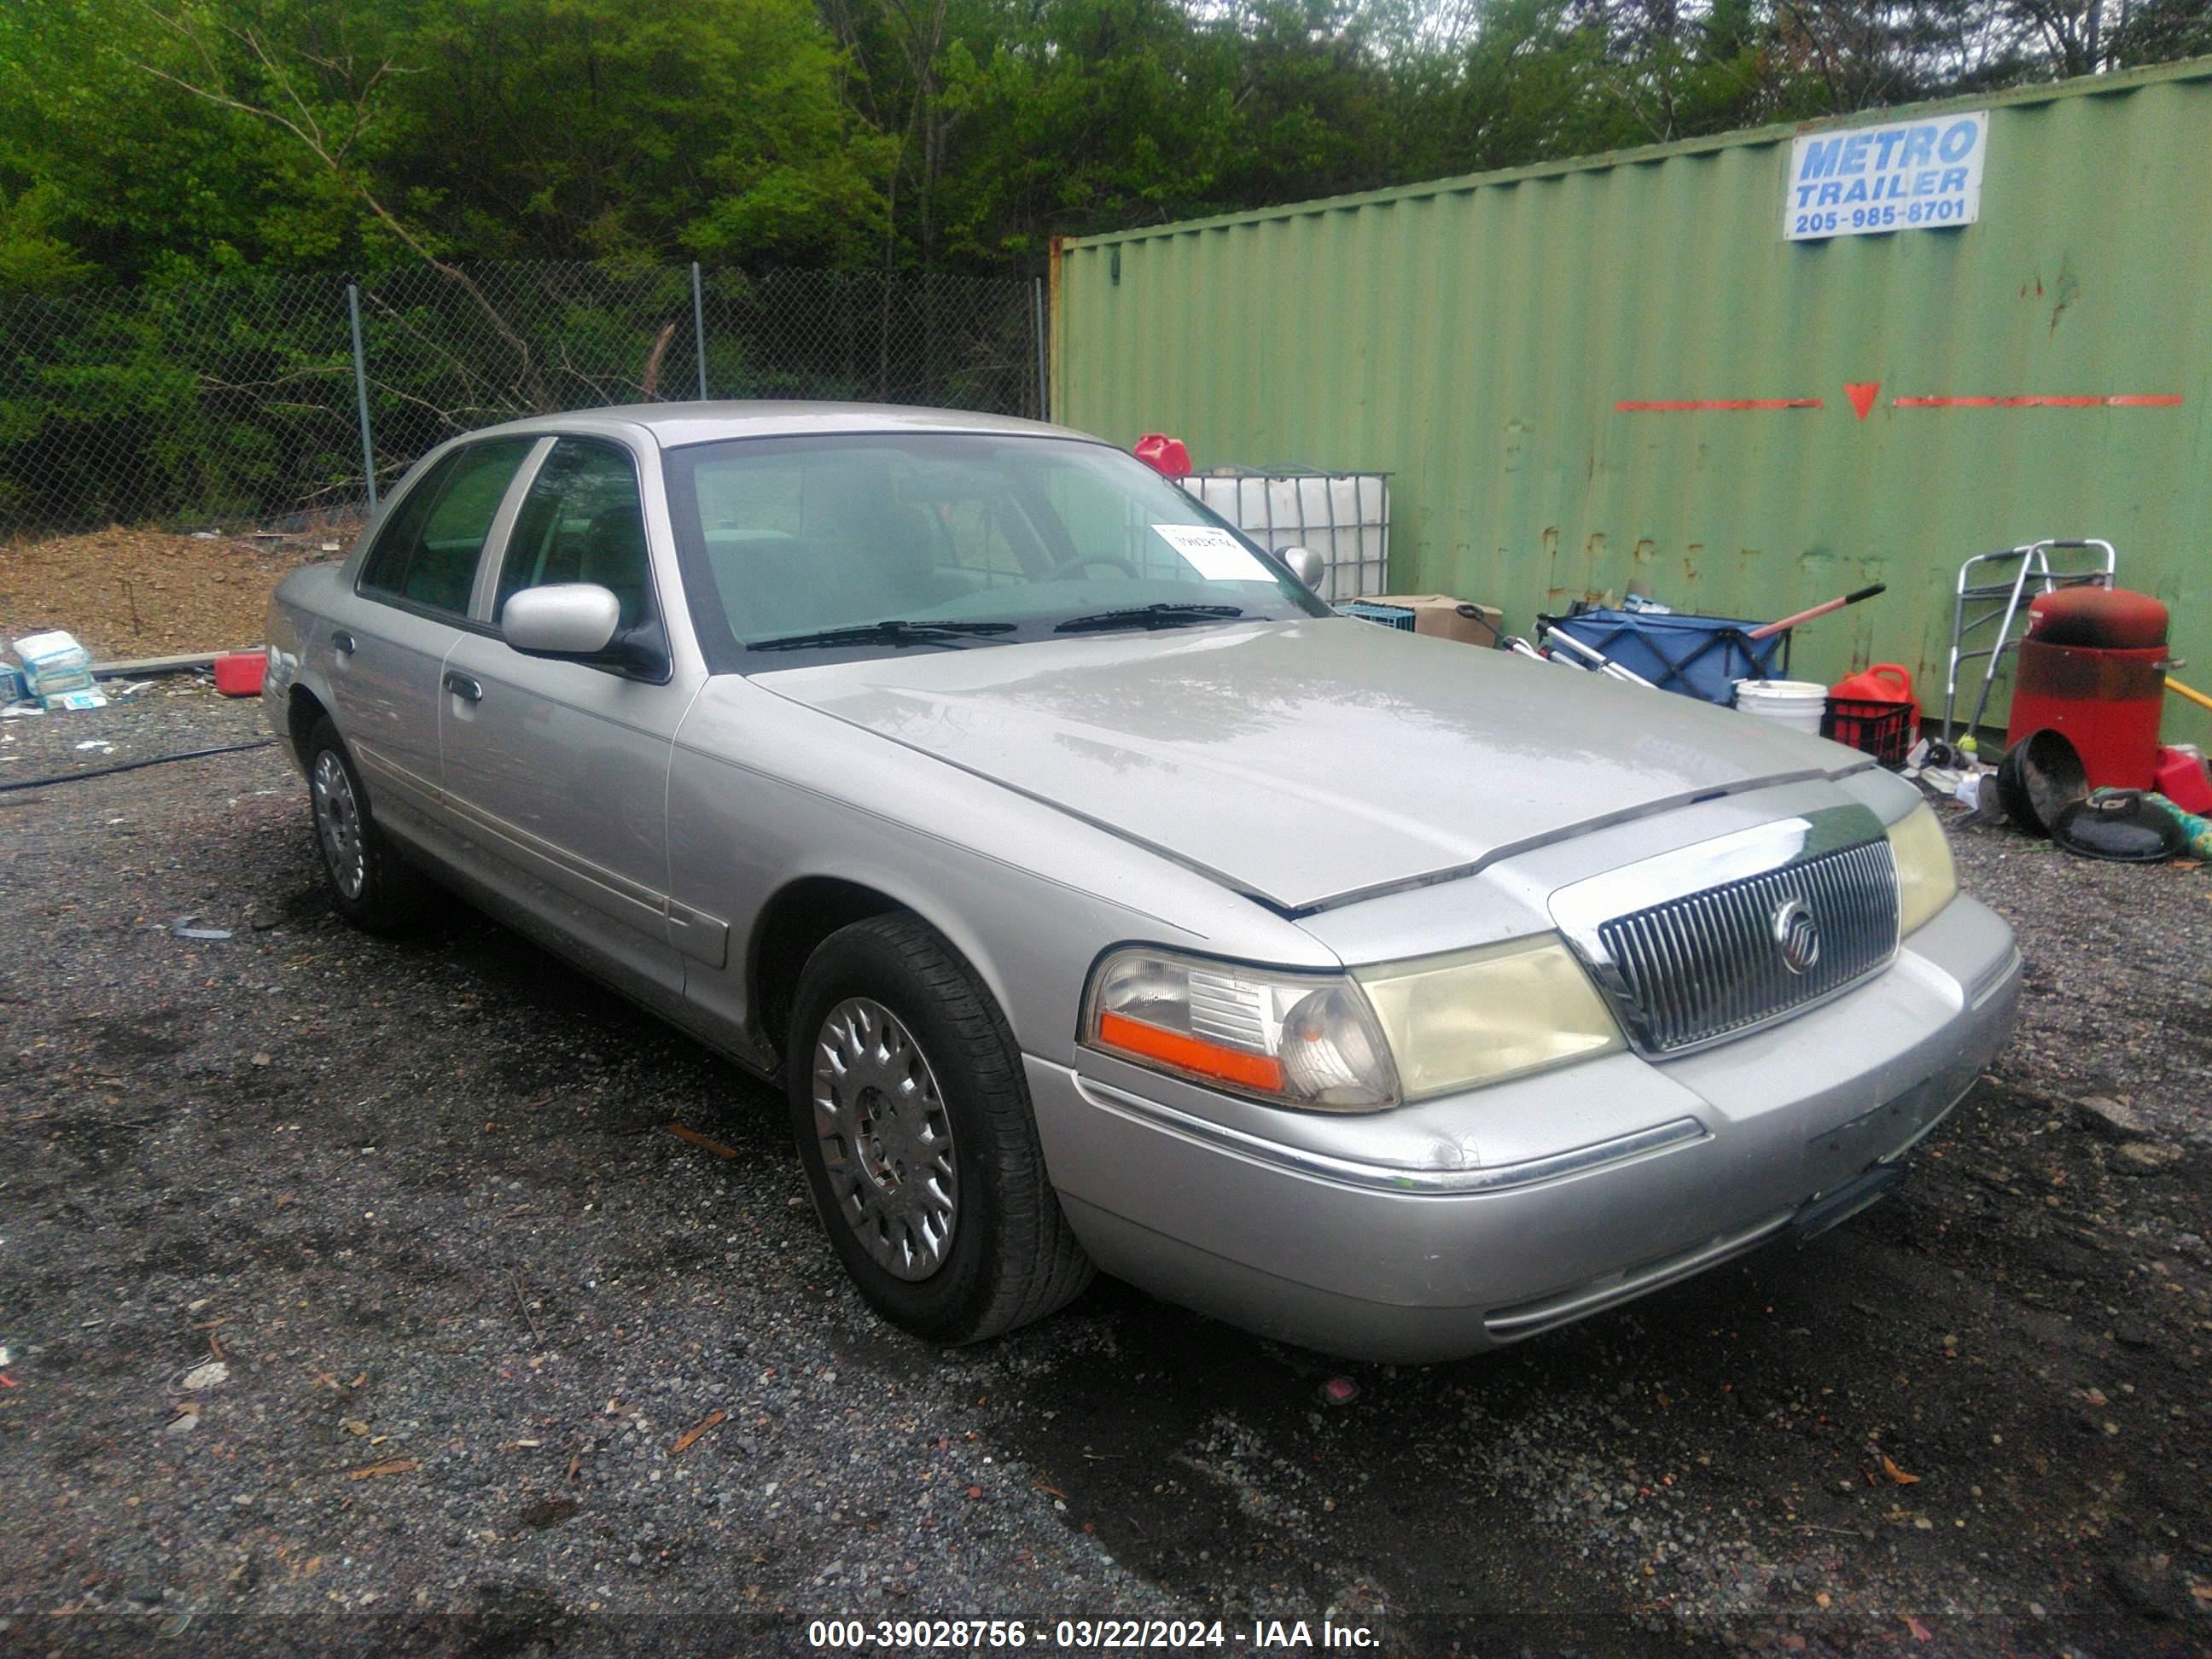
389;0;894;264
3;0;2209;288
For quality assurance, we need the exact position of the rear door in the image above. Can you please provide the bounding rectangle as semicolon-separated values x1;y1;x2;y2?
439;434;701;1004
324;436;538;847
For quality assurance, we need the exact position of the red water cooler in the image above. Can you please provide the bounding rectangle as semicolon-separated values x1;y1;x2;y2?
2005;587;2169;791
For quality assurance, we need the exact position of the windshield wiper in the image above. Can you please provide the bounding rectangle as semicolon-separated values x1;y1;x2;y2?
748;620;1017;653
1052;603;1246;635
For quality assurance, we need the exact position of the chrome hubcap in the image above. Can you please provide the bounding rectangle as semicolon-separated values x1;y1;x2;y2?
812;997;957;1281
311;750;367;900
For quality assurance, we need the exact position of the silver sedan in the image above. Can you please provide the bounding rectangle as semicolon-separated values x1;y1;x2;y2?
264;403;2020;1362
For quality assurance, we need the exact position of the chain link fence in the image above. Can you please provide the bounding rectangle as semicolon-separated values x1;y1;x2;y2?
0;262;1045;539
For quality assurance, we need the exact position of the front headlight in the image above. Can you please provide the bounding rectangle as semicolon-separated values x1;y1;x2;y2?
1886;801;1958;936
1084;948;1399;1112
1355;934;1624;1100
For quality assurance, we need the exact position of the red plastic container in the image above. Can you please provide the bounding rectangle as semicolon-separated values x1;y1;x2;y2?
2006;638;2165;791
213;651;267;697
1132;433;1192;479
1831;661;1920;724
2155;746;2212;814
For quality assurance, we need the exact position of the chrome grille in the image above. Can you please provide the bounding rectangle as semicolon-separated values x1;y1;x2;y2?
1594;838;1899;1054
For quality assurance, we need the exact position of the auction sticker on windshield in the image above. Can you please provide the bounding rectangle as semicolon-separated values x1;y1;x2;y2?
1784;110;1986;242
1151;523;1273;582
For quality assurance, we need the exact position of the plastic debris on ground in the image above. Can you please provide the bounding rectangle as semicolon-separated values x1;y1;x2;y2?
1901;736;1994;810
10;629;108;711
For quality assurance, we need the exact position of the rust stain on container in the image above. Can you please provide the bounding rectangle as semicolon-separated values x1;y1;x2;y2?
2049;269;2080;336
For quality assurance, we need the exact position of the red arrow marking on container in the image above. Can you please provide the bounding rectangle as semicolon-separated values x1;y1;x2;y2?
1892;394;2183;409
1845;382;1882;420
1615;399;1823;411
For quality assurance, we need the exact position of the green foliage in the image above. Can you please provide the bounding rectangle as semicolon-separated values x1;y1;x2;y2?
0;0;2204;279
2;0;2203;534
387;0;895;263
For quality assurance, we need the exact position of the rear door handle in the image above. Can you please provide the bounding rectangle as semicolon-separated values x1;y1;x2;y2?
443;671;483;703
331;629;357;655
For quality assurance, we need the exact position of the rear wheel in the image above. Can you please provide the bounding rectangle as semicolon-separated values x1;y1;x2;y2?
305;717;432;934
788;914;1092;1342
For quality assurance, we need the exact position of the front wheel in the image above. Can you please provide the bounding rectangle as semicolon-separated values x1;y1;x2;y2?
304;717;432;934
788;914;1092;1343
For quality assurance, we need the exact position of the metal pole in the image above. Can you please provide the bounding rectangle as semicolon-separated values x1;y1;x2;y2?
1032;276;1048;422
346;282;379;512
690;262;709;401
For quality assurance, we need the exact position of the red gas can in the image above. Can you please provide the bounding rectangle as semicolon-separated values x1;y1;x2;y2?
1132;434;1192;479
1830;662;1920;725
1825;662;1921;765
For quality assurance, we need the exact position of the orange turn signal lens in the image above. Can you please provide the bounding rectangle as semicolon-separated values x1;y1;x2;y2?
1095;1010;1287;1094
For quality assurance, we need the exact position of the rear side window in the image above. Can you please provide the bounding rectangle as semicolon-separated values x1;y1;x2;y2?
494;439;655;630
359;438;535;616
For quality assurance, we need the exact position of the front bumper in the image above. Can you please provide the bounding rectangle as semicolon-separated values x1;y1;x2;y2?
1027;894;2021;1362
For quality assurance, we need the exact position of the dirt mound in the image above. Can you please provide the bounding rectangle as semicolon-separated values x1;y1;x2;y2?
0;523;351;661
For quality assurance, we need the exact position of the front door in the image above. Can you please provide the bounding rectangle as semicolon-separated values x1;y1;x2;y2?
325;435;538;847
439;435;699;1004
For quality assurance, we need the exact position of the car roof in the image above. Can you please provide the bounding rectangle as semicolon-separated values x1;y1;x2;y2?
464;400;1097;451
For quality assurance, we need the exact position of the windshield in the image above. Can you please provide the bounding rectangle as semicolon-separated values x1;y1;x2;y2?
661;432;1330;669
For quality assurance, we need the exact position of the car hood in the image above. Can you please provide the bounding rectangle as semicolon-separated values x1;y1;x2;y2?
753;618;1861;910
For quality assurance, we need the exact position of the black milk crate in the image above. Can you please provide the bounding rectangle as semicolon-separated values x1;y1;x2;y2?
1822;696;1916;767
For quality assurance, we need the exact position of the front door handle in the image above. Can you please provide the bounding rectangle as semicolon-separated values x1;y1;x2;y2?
443;671;484;703
331;629;357;655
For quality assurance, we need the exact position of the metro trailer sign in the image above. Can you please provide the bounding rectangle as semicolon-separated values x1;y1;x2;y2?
1785;112;1988;241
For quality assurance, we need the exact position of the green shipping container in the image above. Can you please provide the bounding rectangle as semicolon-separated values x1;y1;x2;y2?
1051;60;2212;745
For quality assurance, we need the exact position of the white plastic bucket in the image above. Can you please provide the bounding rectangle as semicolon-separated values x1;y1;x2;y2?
1734;678;1828;734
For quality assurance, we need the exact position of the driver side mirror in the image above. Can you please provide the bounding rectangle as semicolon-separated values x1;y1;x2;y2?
502;584;620;658
1278;546;1325;592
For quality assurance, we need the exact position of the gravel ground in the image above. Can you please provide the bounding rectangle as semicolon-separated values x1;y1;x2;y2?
3;687;2207;1656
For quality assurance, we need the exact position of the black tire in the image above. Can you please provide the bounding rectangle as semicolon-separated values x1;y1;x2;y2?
787;914;1093;1343
303;716;433;934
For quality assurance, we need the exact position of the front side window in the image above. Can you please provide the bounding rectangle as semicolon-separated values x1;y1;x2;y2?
495;438;655;630
663;433;1327;669
359;437;535;616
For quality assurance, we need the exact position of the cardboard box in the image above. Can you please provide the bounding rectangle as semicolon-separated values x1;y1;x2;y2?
1360;594;1503;646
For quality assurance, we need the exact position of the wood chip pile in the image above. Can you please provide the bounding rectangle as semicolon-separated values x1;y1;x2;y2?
0;526;348;661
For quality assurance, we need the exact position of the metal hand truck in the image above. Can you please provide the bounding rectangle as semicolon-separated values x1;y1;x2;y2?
1939;538;2116;751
